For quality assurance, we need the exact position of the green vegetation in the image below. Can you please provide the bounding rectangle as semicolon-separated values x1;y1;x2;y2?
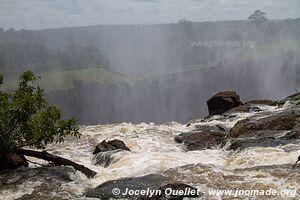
0;43;109;77
0;71;97;177
3;68;123;91
0;71;80;152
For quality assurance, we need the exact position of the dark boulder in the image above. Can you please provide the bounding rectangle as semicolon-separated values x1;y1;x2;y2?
85;173;201;200
207;91;243;115
228;110;300;138
227;131;300;150
85;174;166;199
93;139;130;155
175;126;226;151
226;110;300;150
0;150;28;171
93;139;131;167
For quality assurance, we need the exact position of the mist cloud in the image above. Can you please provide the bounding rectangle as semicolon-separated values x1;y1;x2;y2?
0;0;299;29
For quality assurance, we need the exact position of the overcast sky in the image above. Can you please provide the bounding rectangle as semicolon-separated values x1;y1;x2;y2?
0;0;299;30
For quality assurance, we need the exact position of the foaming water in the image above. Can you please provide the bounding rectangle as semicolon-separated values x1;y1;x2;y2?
52;122;229;190
225;146;300;169
0;104;299;199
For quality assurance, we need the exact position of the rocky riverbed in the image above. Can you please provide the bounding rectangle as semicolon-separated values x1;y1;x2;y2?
0;92;300;200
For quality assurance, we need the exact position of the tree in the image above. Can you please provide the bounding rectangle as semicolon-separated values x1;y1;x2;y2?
0;71;96;177
248;10;268;21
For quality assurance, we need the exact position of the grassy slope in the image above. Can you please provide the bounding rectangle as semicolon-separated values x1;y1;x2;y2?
3;63;217;91
3;68;124;91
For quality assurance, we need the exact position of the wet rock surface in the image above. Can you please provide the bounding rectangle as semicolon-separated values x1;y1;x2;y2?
93;139;131;155
225;98;276;115
225;109;300;150
175;125;226;151
93;149;129;167
225;99;276;114
0;166;75;200
228;110;300;138
0;150;29;171
245;99;275;106
186;92;300;151
85;174;166;199
207;91;243;115
2;92;300;200
85;173;202;200
93;139;131;167
158;183;201;200
278;92;300;106
86;163;300;200
227;134;300;150
226;104;261;114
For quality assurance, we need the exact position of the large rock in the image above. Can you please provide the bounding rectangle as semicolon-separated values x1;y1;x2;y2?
227;130;300;150
207;91;243;115
245;99;275;106
277;92;300;108
228;110;300;138
85;162;299;200
225;99;275;114
0;150;28;171
226;110;300;150
85;173;201;200
93;139;131;167
86;174;166;199
175;125;226;151
226;104;261;114
0;166;75;200
93;139;130;155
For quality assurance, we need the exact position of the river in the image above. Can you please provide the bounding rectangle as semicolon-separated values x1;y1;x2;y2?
0;105;299;200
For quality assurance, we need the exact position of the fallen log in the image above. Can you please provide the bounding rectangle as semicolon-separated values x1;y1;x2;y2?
18;148;97;178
